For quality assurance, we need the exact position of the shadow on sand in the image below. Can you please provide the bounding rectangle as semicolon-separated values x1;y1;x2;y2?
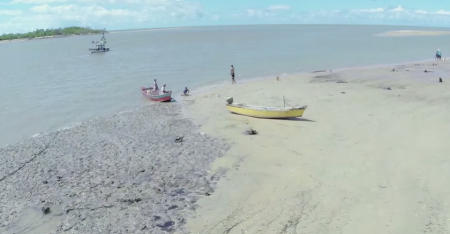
230;113;316;122
272;117;316;122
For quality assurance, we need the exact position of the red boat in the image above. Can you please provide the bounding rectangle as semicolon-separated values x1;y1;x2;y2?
141;86;172;102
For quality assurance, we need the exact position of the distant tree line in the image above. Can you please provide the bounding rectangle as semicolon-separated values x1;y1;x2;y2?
0;27;105;41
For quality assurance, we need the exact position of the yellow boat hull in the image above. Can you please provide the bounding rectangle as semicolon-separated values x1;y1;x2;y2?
226;104;307;119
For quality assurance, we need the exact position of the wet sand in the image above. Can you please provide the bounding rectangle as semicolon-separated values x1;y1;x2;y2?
0;104;228;234
181;60;450;233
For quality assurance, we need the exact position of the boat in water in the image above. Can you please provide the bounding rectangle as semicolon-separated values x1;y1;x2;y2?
141;86;172;102
89;31;110;53
225;97;307;119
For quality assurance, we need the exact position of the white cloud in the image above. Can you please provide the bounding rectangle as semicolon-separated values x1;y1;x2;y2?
12;0;67;3
245;5;292;18
267;5;291;11
0;9;22;15
354;8;384;13
0;0;205;34
390;5;405;12
415;10;427;14
435;10;450;15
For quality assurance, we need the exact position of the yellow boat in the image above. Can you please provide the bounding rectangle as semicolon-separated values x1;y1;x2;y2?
225;97;307;119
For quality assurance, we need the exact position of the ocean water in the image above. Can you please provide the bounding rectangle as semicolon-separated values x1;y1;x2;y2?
1;24;450;146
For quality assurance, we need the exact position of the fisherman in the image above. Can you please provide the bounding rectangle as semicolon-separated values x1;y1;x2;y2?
153;79;159;91
161;84;170;94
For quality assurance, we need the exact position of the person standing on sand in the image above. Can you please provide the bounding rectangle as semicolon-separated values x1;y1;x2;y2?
436;49;442;60
230;65;236;84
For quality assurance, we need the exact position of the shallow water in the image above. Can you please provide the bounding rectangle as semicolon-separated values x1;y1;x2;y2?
1;24;449;146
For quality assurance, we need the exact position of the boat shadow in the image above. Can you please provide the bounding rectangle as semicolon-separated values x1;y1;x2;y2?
272;117;316;122
230;113;316;122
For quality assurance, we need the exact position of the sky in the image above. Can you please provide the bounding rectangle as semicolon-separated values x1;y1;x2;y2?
0;0;450;34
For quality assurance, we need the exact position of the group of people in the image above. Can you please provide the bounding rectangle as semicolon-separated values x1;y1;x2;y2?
151;79;190;96
151;79;170;94
148;65;236;97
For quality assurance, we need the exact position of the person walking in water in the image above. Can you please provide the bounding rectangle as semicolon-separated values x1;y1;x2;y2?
230;65;236;84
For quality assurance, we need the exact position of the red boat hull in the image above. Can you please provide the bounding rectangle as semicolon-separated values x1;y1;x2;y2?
141;86;172;102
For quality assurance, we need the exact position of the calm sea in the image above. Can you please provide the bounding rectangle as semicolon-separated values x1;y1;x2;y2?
1;24;449;146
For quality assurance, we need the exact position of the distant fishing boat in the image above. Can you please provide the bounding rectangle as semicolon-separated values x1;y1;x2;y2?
89;31;109;53
225;97;307;119
141;86;172;102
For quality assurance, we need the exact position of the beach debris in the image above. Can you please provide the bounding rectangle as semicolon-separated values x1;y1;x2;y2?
119;198;142;204
336;80;347;83
175;136;184;143
341;92;346;94
424;69;433;73
246;129;258;135
42;206;51;215
312;73;340;83
226;97;233;105
276;76;280;81
387;87;392;90
391;68;395;72
439;77;443;83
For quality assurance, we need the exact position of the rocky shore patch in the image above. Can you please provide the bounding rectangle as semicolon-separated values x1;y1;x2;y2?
0;104;229;234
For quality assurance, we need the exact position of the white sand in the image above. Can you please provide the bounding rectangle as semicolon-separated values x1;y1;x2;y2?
182;61;450;233
377;30;450;37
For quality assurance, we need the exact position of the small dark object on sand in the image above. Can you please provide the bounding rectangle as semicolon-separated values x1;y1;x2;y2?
439;77;443;83
341;92;346;94
387;87;392;90
246;129;258;135
391;68;395;72
424;70;433;73
42;207;50;215
175;137;184;143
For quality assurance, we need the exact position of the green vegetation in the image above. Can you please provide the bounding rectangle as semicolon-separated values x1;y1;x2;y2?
0;26;105;41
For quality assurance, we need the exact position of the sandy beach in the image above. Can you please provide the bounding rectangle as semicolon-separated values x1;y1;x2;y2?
1;59;450;234
377;30;450;37
181;60;450;233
